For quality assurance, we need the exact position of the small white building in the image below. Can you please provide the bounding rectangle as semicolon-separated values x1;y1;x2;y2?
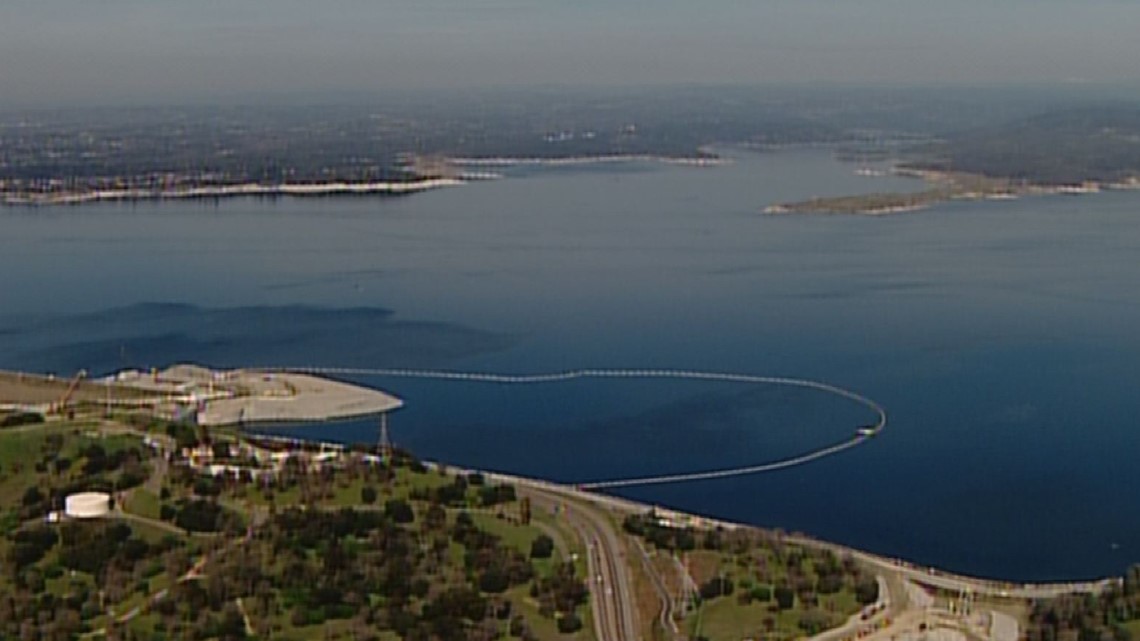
64;492;111;519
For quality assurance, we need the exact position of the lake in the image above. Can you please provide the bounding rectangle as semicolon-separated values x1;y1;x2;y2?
3;148;1139;581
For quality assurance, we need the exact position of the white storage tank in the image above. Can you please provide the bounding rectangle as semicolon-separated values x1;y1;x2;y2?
64;492;111;519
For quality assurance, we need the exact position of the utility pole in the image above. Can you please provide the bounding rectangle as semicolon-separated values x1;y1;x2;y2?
379;413;392;460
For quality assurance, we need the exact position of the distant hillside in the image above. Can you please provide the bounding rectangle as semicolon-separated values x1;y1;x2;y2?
910;106;1140;185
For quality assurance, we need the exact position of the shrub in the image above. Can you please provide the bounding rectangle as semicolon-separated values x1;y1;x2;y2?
774;585;795;610
360;485;378;505
529;535;555;559
557;612;582;634
751;586;772;602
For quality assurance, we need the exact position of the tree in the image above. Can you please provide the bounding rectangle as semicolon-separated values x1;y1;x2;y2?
361;485;378;505
817;573;843;595
21;485;44;508
774;585;795;610
425;503;447;531
702;529;724;551
799;610;832;635
479;567;511;594
699;576;735;600
82;444;108;475
675;528;697;551
1125;565;1140;596
750;586;772;602
174;499;226;532
557;612;582;634
385;499;414;524
854;577;879;605
529;535;554;560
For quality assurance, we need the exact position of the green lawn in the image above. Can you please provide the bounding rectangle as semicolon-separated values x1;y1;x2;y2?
394;465;455;495
683;546;865;641
0;428;53;505
44;569;97;599
126;488;163;520
691;585;859;641
328;478;369;507
470;512;542;552
470;511;557;577
237;462;456;512
528;507;590;578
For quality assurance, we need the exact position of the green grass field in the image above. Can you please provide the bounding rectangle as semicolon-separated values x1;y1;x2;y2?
125;488;162;520
506;583;596;641
470;511;557;577
685;548;863;641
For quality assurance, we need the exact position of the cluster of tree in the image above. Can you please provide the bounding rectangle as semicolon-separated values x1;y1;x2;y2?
6;525;59;569
624;508;880;641
529;560;589;629
56;521;179;581
0;412;44;428
406;469;517;509
0;520;191;640
411;474;472;506
1;424;591;640
137;503;574;640
161;498;241;534
909;106;1140;185
79;443;141;476
700;575;736;600
622;511;697;551
1027;566;1140;641
452;511;535;594
15;438;149;520
478;484;517;507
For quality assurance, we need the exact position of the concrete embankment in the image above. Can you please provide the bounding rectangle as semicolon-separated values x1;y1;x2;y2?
196;372;403;426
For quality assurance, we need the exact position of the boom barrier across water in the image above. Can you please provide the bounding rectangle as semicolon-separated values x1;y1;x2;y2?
274;367;887;490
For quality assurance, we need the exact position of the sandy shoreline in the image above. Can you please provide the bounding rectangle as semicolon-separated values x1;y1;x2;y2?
1;178;465;207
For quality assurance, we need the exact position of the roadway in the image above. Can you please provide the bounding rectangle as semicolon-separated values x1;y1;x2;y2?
522;485;640;641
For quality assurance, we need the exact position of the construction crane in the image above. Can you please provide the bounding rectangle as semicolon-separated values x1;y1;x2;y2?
51;369;87;417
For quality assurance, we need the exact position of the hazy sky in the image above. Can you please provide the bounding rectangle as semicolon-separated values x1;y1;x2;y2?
2;0;1139;105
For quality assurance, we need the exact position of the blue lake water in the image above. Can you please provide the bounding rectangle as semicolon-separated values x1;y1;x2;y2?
3;148;1140;581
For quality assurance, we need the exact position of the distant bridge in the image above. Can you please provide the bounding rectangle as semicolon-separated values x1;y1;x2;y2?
272;367;887;489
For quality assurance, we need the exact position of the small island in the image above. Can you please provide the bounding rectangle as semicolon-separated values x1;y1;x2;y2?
765;171;1029;215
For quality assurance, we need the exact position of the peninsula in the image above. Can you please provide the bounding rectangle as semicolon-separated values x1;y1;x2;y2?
765;105;1140;215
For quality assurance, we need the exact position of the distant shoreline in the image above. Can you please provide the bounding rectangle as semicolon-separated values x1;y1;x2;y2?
0;153;730;207
0;177;466;207
446;153;729;167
